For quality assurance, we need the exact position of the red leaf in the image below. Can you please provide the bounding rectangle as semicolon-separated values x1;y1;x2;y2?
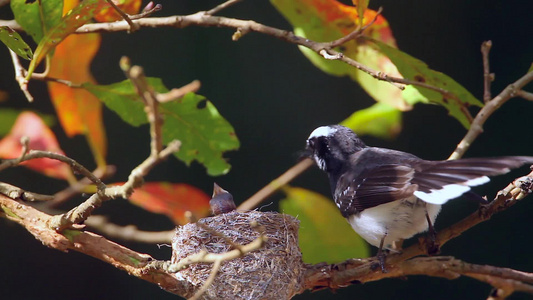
129;182;211;224
0;112;72;180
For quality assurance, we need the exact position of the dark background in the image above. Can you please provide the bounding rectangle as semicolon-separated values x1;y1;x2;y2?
1;0;533;299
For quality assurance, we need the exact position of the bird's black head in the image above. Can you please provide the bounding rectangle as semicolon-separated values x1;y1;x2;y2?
305;125;366;172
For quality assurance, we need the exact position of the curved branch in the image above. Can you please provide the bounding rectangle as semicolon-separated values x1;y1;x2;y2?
449;70;533;160
0;193;184;294
54;13;447;95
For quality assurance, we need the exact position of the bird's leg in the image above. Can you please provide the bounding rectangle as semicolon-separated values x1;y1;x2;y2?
424;205;440;255
372;235;388;273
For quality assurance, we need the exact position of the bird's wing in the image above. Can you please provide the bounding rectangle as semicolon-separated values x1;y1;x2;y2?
412;156;533;205
335;164;418;217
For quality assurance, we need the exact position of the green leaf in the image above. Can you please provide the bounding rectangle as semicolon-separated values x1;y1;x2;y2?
341;102;401;139
83;80;147;126
84;78;240;176
371;39;483;128
0;109;56;136
280;187;370;264
0;26;33;60
26;0;108;79
271;0;411;110
10;0;63;43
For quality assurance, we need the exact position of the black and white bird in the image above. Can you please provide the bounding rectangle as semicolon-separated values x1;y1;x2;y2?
305;125;532;261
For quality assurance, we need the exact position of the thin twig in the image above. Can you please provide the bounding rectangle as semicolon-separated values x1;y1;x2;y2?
205;0;241;16
9;49;33;102
130;2;162;20
49;165;116;207
189;260;222;300
481;40;494;103
449;70;533;160
85;215;174;243
105;0;140;32
45;60;181;231
165;233;267;273
0;150;105;189
157;80;201;103
326;6;383;49
121;58;163;154
0;182;55;201
517;90;533;101
54;13;453;95
31;74;84;87
237;158;314;211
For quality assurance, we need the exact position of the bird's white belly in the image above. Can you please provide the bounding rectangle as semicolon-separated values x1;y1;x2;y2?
347;198;441;249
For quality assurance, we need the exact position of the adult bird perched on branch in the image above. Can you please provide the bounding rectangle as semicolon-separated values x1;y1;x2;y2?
304;125;533;271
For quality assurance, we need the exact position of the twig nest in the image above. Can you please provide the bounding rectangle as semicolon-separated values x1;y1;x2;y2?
171;210;303;299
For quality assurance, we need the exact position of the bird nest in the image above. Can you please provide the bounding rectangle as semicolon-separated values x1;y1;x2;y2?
171;210;303;299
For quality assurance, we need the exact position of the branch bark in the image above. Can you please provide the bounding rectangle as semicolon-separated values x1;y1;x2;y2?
0;193;184;294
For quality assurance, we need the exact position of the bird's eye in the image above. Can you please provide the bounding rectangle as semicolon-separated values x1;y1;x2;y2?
307;138;315;148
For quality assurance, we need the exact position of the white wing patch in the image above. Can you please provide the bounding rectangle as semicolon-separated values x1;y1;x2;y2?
414;176;490;204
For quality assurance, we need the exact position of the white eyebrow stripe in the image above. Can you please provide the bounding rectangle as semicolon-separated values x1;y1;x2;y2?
308;126;337;139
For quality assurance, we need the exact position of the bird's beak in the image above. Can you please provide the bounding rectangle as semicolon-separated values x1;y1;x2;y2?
212;182;228;197
299;146;314;161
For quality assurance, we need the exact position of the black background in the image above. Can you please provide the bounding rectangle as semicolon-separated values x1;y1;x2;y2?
1;0;533;299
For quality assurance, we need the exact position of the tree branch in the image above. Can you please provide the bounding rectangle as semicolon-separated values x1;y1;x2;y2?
9;49;33;102
301;168;533;292
481;40;494;103
104;0;140;32
85;215;174;244
26;12;451;95
237;158;314;211
0;193;185;294
449;69;533;160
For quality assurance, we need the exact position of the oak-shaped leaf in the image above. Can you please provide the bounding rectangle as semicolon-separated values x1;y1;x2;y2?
83;78;240;176
128;182;211;225
280;187;369;264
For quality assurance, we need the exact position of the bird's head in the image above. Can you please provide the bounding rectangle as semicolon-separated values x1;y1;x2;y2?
304;125;366;172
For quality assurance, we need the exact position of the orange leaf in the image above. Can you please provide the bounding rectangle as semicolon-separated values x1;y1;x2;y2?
0;112;72;180
129;182;211;225
94;0;142;22
47;0;107;167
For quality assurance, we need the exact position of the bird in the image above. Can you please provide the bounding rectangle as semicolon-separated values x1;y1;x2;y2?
210;183;236;216
304;124;533;270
